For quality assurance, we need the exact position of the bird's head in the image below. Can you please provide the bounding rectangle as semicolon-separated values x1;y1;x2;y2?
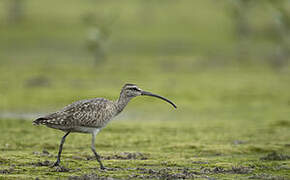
120;83;177;108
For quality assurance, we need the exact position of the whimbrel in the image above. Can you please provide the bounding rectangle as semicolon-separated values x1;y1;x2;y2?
33;84;176;169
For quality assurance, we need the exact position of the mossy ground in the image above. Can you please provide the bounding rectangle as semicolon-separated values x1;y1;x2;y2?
0;118;289;179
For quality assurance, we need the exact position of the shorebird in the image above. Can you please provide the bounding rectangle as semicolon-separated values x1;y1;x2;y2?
33;84;176;169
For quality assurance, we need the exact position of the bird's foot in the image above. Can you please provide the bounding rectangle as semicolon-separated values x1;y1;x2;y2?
51;161;60;167
100;165;106;170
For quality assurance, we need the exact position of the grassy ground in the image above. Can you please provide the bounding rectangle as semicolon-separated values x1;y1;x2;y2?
0;117;289;179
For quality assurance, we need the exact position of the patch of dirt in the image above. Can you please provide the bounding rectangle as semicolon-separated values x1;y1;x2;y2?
86;152;148;160
130;167;201;179
201;167;224;174
248;173;287;180
52;165;71;172
99;167;124;171
260;152;290;161
32;149;53;157
0;167;14;174
104;152;148;160
68;173;118;180
200;166;253;174
192;161;209;164
230;166;253;174
31;160;52;166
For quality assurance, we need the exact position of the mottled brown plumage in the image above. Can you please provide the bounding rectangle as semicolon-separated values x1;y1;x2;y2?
34;98;117;131
33;84;176;169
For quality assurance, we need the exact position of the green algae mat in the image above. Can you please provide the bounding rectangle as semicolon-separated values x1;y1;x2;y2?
0;118;289;179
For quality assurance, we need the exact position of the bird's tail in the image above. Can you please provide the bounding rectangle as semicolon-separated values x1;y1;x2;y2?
33;117;48;126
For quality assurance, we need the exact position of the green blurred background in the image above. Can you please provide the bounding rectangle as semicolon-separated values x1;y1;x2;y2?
0;0;290;122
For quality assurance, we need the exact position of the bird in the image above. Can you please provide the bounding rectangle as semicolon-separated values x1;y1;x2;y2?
33;83;177;169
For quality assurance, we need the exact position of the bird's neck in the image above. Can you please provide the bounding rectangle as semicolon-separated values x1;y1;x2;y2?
116;95;132;114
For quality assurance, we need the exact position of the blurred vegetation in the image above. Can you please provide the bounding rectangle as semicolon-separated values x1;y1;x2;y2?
228;0;290;66
0;0;289;113
83;12;116;64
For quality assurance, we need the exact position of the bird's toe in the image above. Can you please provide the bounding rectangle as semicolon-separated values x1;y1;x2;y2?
51;162;60;167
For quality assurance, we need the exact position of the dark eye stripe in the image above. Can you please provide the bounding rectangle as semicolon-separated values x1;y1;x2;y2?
128;87;140;91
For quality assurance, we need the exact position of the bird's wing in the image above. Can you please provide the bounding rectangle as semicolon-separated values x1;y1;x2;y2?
33;98;116;128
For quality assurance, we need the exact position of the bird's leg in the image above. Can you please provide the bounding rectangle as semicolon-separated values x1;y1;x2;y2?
91;131;105;170
52;131;70;167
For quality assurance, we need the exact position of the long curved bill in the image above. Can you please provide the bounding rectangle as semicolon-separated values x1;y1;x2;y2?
141;91;177;109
